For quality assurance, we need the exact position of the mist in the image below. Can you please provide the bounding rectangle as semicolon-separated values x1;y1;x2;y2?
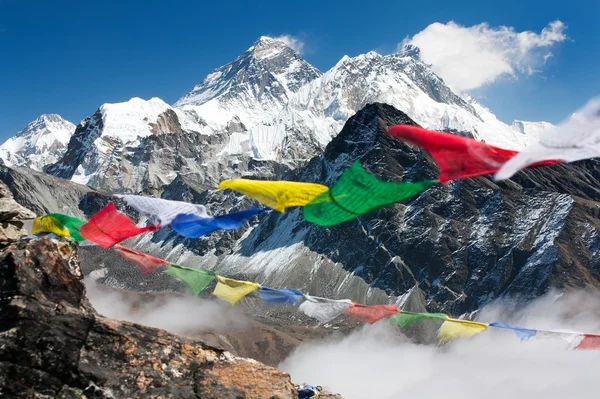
84;276;248;336
280;289;600;399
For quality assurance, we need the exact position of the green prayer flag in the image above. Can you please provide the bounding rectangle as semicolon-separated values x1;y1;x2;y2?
46;213;87;242
392;311;448;328
304;160;436;226
163;264;216;296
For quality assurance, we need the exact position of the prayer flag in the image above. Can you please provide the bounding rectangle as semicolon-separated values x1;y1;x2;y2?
438;318;488;341
496;97;600;180
574;334;600;350
118;195;209;225
258;287;305;305
489;322;537;341
213;276;260;305
392;311;447;328
163;264;216;295
35;213;87;242
304;160;435;226
170;207;269;238
345;303;399;324
114;244;169;274
387;124;558;182
31;215;72;239
298;295;352;324
218;179;329;212
80;203;160;248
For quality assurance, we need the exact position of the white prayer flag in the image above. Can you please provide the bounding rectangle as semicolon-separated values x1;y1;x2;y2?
496;97;600;180
117;195;209;225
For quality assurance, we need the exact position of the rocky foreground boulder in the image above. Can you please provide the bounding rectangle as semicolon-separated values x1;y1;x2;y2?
0;237;341;398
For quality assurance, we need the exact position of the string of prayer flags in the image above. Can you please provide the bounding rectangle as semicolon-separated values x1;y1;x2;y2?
387;124;559;182
80;203;160;248
345;303;400;324
392;311;447;328
258;287;305;305
163;264;216;296
488;322;537;341
170;207;270;238
114;244;169;274
496;97;600;180
304;160;436;226
218;179;329;213
298;295;353;324
574;334;600;350
32;214;86;241
118;195;209;225
437;318;489;341
213;276;260;305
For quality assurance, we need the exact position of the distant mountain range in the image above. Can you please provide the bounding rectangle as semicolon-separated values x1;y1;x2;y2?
1;36;552;187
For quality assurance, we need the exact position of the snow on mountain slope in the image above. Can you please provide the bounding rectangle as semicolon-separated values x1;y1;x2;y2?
46;97;217;187
288;47;542;150
0;114;75;170
175;36;322;128
511;120;555;141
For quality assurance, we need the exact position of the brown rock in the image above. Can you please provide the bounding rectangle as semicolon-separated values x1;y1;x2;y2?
0;238;299;398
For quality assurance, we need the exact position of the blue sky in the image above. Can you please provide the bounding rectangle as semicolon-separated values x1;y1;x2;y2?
0;0;598;141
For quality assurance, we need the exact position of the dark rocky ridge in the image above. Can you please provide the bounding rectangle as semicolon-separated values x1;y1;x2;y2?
223;103;600;313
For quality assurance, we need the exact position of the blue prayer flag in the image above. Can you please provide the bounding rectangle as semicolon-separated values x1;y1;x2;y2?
258;287;305;305
489;322;537;341
171;207;270;238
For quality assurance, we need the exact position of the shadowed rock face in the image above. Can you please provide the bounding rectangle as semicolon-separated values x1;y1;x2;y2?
223;103;600;314
0;238;302;399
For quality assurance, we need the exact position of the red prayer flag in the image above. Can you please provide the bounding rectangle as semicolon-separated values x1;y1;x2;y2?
80;203;160;248
114;244;168;274
346;303;399;324
387;125;559;182
574;334;600;350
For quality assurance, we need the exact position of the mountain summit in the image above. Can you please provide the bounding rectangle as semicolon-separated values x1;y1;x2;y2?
175;36;322;127
0;114;75;170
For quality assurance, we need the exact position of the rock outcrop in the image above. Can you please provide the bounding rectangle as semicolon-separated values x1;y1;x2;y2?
0;180;35;243
0;237;303;398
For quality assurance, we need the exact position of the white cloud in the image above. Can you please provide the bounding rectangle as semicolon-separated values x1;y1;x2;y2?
400;20;568;91
84;277;248;336
281;289;600;399
274;34;305;54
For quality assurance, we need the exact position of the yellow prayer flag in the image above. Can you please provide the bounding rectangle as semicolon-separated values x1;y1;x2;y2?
213;276;260;305
218;179;329;213
437;318;488;341
31;215;72;239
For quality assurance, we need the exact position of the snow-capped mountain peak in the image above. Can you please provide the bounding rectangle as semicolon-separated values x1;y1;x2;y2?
174;36;322;128
0;114;75;170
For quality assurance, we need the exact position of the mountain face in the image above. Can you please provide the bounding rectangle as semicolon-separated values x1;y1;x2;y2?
0;114;75;170
45;97;218;190
175;36;322;126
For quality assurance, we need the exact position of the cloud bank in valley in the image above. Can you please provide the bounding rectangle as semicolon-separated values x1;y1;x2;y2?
281;289;600;399
84;276;248;336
